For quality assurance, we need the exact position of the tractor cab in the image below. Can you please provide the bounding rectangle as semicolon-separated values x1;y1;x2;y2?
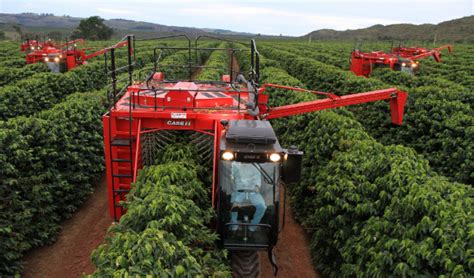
44;50;82;73
394;57;418;75
44;52;67;73
217;120;303;254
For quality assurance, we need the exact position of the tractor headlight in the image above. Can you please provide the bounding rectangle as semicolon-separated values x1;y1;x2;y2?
54;57;60;63
44;57;49;62
31;46;35;50
222;151;234;161
411;63;417;68
269;153;281;162
401;62;407;67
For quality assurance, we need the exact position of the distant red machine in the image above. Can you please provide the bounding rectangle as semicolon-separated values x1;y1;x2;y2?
25;39;84;64
20;38;55;52
350;44;453;77
25;38;127;73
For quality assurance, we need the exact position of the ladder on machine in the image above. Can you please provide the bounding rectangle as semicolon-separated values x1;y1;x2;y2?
105;35;140;221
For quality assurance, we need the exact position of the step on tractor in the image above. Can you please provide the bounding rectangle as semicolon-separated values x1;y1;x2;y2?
25;38;128;73
102;35;407;277
350;44;453;77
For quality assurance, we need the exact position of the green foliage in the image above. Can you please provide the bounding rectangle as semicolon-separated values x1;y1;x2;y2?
73;16;113;40
0;58;26;68
260;45;474;185
260;66;473;277
0;42;174;120
90;144;230;277
0;91;107;275
0;63;48;87
195;43;229;81
0;61;106;120
158;42;218;80
0;40;216;275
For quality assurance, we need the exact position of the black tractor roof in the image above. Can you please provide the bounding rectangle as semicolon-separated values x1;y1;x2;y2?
225;120;277;145
221;120;283;154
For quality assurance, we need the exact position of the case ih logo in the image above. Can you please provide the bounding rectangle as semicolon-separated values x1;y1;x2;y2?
166;120;191;127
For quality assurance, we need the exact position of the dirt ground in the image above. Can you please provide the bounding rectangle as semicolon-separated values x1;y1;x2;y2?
21;178;319;278
21;176;112;278
260;189;320;278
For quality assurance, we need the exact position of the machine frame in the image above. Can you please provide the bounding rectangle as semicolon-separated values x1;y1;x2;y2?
102;34;407;275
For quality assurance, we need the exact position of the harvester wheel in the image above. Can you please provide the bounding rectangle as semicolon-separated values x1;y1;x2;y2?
231;251;260;278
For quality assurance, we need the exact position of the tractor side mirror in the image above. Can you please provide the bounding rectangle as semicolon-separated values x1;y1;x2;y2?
282;145;303;184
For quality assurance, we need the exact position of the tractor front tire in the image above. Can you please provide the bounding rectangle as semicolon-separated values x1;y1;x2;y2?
231;251;260;278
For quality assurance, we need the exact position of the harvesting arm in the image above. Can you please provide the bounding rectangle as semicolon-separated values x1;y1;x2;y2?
57;38;85;48
259;83;407;125
409;45;453;62
82;40;128;60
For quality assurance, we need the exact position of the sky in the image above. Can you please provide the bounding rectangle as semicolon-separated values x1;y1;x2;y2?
1;0;473;36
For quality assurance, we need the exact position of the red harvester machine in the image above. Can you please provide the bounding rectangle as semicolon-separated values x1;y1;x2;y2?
25;38;127;73
20;37;55;52
102;35;407;276
350;44;453;77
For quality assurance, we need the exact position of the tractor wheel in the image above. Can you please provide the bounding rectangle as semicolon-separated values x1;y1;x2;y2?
231;251;260;278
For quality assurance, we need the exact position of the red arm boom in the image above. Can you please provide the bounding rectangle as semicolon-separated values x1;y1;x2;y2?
83;41;128;60
57;38;85;48
409;45;452;62
260;83;407;125
433;44;453;53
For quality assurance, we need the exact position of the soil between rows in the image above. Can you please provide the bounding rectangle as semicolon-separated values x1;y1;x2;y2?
21;177;319;278
22;176;111;278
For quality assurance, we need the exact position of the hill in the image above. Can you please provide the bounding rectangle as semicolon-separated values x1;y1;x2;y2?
0;12;255;39
304;16;474;43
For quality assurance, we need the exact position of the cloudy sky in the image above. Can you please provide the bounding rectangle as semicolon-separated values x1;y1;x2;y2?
1;0;473;36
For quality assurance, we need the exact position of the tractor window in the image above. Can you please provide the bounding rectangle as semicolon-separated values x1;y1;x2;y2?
219;160;279;242
219;161;278;207
46;61;60;73
400;65;414;75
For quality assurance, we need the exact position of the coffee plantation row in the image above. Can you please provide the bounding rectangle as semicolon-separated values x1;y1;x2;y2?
89;144;230;277
0;39;472;276
0;41;219;275
258;64;472;277
258;45;473;185
233;44;472;276
88;42;235;276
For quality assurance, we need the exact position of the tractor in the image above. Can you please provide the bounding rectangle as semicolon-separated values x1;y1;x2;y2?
102;35;407;276
25;38;127;73
20;37;55;52
350;44;453;77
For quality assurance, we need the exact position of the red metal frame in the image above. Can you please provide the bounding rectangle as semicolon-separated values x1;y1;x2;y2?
24;39;128;71
392;45;453;61
350;45;453;77
103;75;407;219
20;39;55;52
